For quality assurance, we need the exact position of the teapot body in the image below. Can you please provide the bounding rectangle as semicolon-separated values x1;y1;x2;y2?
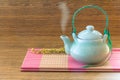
70;39;110;64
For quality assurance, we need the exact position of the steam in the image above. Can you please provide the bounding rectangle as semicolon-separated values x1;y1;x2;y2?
58;2;70;34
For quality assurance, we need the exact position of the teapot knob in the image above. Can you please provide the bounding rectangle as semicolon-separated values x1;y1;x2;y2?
86;25;94;32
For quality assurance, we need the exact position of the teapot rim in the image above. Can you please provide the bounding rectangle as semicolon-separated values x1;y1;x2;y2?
77;37;103;41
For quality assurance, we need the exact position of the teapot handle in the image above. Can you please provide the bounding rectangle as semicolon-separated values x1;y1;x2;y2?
72;5;112;50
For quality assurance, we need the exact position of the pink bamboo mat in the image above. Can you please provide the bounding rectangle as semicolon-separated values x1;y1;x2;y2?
21;48;120;72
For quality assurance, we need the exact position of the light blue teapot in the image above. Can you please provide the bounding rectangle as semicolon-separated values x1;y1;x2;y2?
60;5;112;64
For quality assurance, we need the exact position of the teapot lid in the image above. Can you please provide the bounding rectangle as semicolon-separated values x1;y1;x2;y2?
77;25;102;40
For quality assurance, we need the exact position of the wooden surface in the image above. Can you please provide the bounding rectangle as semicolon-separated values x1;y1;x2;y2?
0;0;120;80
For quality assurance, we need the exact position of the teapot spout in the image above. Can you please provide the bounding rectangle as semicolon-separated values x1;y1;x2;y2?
60;35;72;55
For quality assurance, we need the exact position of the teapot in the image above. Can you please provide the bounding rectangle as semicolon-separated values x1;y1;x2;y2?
60;5;112;64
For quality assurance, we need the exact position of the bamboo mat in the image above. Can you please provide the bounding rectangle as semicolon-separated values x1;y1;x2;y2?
21;48;120;72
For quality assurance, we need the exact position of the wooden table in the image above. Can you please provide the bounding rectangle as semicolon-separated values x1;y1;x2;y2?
0;0;120;80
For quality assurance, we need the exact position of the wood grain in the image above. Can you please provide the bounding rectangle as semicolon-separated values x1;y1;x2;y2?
0;0;120;80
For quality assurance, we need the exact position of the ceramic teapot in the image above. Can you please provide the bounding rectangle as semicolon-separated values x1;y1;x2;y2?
60;5;112;64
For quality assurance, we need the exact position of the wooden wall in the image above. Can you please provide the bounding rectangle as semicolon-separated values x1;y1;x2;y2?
0;0;120;49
